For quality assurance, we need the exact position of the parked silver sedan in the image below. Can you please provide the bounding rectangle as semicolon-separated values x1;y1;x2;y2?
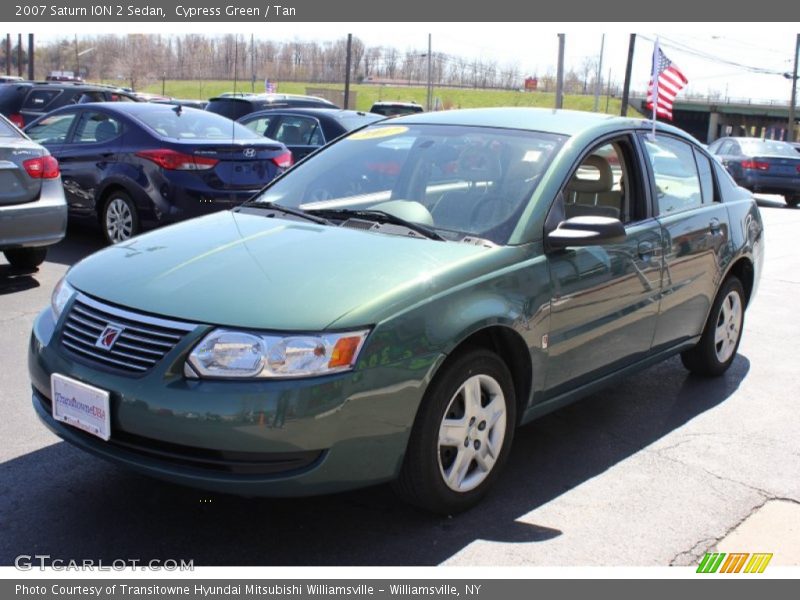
0;114;66;269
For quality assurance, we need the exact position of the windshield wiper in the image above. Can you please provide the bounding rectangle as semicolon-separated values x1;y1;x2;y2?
307;208;445;241
237;202;330;225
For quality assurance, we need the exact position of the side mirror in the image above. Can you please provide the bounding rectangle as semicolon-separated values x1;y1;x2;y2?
546;216;627;249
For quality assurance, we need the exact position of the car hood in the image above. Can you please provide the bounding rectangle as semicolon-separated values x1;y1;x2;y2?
67;210;513;330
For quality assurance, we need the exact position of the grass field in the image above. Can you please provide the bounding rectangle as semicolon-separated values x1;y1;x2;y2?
138;79;643;117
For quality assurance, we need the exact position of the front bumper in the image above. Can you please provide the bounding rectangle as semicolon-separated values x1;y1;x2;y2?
0;179;67;249
29;307;440;496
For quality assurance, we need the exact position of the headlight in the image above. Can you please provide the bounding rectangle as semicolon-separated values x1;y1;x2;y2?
186;329;370;379
51;277;75;320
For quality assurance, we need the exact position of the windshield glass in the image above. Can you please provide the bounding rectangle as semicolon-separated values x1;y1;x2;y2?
134;107;262;141
255;123;565;244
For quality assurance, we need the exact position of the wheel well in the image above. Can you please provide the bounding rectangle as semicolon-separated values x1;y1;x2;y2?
446;327;532;424
96;185;129;223
726;258;754;306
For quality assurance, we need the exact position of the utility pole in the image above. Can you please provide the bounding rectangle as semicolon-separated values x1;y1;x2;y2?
74;34;80;78
426;34;433;111
250;33;255;93
555;34;565;109
17;34;22;77
593;34;605;112
343;33;352;109
27;34;34;80
5;34;10;76
788;33;799;142
621;34;636;116
605;67;612;113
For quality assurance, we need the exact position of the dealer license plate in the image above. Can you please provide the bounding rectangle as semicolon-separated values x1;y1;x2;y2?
51;373;111;441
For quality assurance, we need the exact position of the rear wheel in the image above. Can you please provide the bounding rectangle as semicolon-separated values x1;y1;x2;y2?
102;191;139;244
394;349;516;514
3;247;47;269
681;277;745;376
785;195;800;208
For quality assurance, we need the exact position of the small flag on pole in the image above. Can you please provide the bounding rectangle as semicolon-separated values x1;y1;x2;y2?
265;78;276;93
646;40;688;122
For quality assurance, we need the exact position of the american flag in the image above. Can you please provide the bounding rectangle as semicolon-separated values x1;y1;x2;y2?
646;46;688;121
265;78;276;93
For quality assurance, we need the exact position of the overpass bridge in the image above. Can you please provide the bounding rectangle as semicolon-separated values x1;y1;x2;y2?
632;96;797;143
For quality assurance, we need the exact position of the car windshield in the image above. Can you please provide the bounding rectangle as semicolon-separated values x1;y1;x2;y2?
739;139;798;157
134;107;262;141
254;123;565;245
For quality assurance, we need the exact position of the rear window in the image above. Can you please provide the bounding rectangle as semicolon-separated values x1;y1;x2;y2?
0;117;22;137
23;89;61;110
205;99;254;120
371;104;423;117
336;113;385;131
134;107;262;141
739;140;798;157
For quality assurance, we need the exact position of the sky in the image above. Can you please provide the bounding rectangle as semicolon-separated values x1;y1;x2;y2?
22;22;800;104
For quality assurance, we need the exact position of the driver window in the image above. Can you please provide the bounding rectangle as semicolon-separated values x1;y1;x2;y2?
564;141;631;223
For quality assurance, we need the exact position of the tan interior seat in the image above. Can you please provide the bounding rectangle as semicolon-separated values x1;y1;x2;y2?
564;155;622;219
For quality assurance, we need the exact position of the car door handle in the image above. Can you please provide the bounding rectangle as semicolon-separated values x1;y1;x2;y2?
637;241;655;259
709;218;721;234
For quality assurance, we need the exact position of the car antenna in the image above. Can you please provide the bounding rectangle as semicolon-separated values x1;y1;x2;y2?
172;104;182;117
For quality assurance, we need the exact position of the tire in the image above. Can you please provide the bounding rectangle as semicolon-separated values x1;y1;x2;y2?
102;190;139;244
681;277;745;377
3;247;47;269
394;348;516;514
786;195;800;208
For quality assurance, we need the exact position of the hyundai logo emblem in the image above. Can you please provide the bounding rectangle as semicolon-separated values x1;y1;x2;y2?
243;148;256;158
95;324;124;350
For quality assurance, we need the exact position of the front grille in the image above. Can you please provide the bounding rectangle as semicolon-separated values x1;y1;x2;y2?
60;294;196;374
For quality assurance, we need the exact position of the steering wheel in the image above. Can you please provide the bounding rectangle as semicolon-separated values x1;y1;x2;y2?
456;144;503;187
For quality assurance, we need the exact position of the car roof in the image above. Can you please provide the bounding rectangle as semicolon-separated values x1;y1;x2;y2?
387;107;689;139
42;101;206;117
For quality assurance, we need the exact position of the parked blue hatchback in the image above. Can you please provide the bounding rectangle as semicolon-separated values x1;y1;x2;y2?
25;103;293;243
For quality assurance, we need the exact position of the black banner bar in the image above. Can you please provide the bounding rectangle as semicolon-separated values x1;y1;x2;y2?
1;0;798;22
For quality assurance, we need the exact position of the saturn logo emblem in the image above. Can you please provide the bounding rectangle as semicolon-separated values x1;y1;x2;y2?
96;324;124;350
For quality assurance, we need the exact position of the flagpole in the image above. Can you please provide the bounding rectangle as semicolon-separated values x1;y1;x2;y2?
651;36;659;139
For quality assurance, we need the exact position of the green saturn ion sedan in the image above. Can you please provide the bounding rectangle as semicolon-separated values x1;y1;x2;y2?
29;108;764;513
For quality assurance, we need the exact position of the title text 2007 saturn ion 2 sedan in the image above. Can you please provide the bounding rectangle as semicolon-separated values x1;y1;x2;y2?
29;108;763;514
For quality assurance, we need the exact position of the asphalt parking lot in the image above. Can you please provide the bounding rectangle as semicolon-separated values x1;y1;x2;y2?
1;198;798;567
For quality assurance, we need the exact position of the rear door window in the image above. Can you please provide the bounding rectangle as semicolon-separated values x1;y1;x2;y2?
643;136;704;215
23;89;61;110
243;115;274;136
0;118;22;138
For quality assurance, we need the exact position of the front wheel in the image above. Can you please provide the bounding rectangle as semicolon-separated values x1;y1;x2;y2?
3;247;47;269
785;195;800;208
681;277;745;376
102;191;140;244
394;349;516;514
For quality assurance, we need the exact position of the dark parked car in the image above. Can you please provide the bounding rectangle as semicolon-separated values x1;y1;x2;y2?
0;113;66;268
3;82;141;127
239;108;384;161
369;101;424;117
205;93;337;121
708;136;800;207
0;82;34;128
25;102;292;244
29;108;763;513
